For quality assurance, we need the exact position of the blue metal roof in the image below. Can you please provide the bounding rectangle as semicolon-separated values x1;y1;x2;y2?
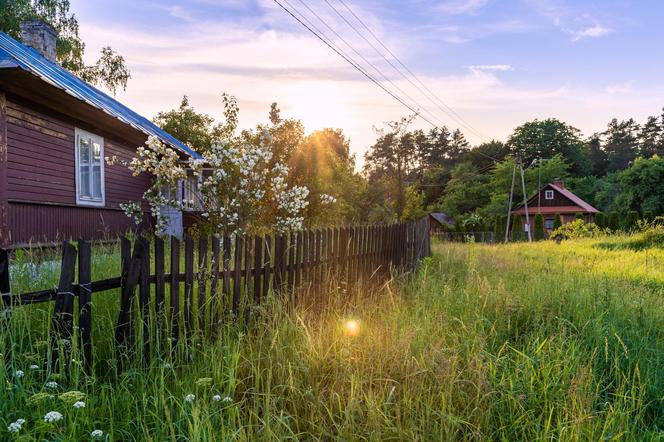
0;32;202;160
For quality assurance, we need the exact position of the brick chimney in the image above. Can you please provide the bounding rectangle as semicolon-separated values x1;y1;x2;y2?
553;178;565;189
19;20;57;62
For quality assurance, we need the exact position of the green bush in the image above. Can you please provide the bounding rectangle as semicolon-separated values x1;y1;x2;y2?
550;219;605;240
594;212;605;228
575;213;585;221
534;213;545;240
553;213;562;230
643;211;654;222
608;211;620;231
624;210;639;231
511;214;524;241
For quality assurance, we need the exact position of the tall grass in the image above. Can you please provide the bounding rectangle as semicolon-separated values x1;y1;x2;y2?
1;236;663;440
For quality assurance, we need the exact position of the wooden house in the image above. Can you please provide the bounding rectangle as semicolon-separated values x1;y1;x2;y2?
429;212;454;234
0;21;202;248
511;179;599;232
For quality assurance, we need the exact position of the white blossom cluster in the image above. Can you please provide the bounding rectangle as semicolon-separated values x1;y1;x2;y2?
123;127;310;236
44;411;63;423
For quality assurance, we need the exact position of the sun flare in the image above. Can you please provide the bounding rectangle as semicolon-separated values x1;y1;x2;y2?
344;319;361;337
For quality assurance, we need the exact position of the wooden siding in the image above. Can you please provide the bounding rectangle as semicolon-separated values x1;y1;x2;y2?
530;185;575;209
0;93;8;246
5;97;151;208
2;95;153;245
7;201;150;246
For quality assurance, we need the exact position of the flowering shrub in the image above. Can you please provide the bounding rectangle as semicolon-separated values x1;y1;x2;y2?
44;411;63;423
550;219;606;240
112;95;309;236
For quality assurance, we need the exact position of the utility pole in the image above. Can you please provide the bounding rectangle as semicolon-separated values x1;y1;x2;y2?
504;161;517;243
520;160;532;242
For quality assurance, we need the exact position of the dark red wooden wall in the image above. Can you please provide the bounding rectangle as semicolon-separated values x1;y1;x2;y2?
2;95;152;246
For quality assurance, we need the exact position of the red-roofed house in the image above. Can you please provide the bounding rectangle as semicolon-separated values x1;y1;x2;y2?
512;180;599;232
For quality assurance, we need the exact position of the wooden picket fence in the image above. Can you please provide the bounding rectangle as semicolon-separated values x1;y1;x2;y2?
0;218;430;371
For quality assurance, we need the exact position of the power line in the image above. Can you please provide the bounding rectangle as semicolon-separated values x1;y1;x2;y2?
272;0;440;129
333;0;489;142
292;0;450;129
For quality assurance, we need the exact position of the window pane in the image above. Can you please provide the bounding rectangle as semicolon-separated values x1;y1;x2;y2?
79;137;90;164
92;165;102;198
92;141;102;163
80;166;90;197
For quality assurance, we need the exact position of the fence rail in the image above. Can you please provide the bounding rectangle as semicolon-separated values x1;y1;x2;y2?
1;218;430;371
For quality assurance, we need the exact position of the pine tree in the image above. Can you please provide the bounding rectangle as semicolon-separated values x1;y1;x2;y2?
534;213;545;240
638;116;663;158
608;211;620;231
511;214;524;241
553;213;562;230
575;213;585;222
624;211;639;231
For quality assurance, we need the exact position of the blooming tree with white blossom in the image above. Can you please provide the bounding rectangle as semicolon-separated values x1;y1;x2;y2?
112;94;309;236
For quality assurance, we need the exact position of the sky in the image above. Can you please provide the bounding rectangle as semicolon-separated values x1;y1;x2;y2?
70;0;664;164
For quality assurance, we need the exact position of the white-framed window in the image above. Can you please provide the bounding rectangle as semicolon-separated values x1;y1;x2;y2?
544;190;554;200
75;128;105;206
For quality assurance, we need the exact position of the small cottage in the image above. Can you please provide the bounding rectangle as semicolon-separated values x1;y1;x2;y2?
511;180;599;232
0;21;202;247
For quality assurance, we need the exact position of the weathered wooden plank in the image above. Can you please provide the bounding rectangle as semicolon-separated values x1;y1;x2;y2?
233;235;243;315
274;234;284;293
170;237;180;349
244;235;252;306
262;236;272;301
253;235;263;305
139;238;151;365
50;241;77;371
222;235;231;316
184;237;194;338
0;93;8;247
287;231;296;295
314;229;322;304
77;240;92;372
210;236;220;331
295;231;303;294
154;238;165;336
198;238;208;332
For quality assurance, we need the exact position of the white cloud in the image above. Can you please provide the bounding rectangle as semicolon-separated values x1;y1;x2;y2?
567;24;612;41
436;0;489;15
468;64;514;72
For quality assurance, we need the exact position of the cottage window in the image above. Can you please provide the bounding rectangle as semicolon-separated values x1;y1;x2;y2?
545;218;554;229
544;190;554;200
75;128;105;206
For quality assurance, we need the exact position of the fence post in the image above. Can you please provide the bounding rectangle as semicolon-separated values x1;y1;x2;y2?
169;237;180;350
154;237;165;339
210;236;220;332
1;248;12;369
77;240;92;373
115;239;145;366
233;235;243;315
262;236;272;301
253;235;263;305
198;238;208;332
184;237;194;339
49;241;77;372
222;235;231;317
139;238;151;365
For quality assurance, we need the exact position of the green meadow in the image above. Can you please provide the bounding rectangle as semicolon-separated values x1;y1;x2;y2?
1;235;663;440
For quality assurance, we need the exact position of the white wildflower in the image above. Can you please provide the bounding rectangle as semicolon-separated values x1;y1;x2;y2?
14;370;24;378
222;396;233;403
91;429;104;438
29;364;39;370
7;419;26;433
184;394;195;403
212;394;221;402
44;411;63;423
73;401;86;409
45;381;59;389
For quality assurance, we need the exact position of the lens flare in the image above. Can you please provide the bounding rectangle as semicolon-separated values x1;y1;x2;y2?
344;319;360;337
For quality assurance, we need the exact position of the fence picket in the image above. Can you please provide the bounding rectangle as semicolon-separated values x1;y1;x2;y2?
262;236;272;301
77;240;92;372
115;239;145;363
139;238;151;364
233;236;243;314
210;237;220;331
184;237;194;338
253;235;263;305
198;238;208;331
154;238;165;336
170;237;180;349
222;236;231;317
50;241;77;371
